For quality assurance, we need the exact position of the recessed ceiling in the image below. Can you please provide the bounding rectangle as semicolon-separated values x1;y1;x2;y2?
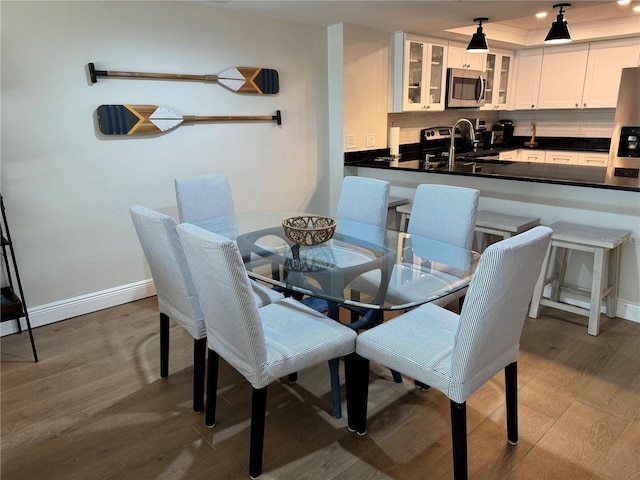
200;1;640;48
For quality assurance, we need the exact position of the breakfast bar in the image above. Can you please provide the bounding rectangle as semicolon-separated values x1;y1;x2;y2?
344;157;640;326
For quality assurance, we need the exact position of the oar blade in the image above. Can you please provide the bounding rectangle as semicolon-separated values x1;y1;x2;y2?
216;67;279;94
96;105;183;135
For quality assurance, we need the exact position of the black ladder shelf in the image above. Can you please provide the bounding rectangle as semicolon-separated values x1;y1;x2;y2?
1;194;38;362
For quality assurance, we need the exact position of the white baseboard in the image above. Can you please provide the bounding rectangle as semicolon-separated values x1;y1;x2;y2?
0;280;156;336
1;280;638;337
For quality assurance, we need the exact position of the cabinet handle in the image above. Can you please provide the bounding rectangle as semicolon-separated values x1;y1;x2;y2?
531;104;535;108
583;103;587;107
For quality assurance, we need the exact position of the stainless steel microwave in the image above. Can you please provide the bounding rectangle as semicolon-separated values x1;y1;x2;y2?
446;68;486;108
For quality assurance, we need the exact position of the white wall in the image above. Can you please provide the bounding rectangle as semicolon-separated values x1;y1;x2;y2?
343;25;389;152
1;1;329;332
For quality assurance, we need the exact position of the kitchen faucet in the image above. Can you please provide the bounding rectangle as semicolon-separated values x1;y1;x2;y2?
448;118;475;170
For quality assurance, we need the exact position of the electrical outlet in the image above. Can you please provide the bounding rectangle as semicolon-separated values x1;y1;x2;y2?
366;133;375;147
346;134;356;149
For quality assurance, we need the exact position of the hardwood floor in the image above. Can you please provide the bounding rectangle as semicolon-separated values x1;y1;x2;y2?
2;297;639;479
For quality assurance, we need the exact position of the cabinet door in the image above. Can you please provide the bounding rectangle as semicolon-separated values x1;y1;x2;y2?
403;39;427;111
482;51;513;110
520;150;545;163
582;39;640;108
578;152;608;167
545;150;579;165
538;44;589;109
425;43;447;111
513;49;543;110
447;42;485;70
498;150;518;161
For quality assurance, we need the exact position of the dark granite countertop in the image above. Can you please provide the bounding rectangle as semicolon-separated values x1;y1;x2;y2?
344;136;638;192
345;155;639;192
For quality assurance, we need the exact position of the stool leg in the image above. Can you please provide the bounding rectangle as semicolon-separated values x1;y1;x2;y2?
588;247;607;336
606;246;621;319
400;213;409;232
550;246;565;302
529;242;552;319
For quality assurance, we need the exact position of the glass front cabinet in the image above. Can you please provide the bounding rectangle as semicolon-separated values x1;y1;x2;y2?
481;49;514;110
390;33;448;112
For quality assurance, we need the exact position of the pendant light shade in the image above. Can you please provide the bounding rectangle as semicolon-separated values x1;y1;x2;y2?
545;3;572;44
466;17;489;53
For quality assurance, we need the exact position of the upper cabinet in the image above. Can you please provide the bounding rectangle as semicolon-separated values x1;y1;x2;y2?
390;32;448;112
447;42;486;70
581;38;640;108
513;49;543;110
513;38;640;110
481;49;514;111
537;44;590;109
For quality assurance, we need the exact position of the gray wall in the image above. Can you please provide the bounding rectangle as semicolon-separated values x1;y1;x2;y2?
1;1;331;332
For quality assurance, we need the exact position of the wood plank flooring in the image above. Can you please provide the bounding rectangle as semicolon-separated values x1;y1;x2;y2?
2;297;639;479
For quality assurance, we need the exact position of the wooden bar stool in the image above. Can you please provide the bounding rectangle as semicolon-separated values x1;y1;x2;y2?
396;202;411;232
474;210;541;252
529;222;631;336
388;197;409;231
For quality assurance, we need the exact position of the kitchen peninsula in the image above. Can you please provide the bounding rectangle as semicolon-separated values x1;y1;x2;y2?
344;150;640;324
345;153;636;192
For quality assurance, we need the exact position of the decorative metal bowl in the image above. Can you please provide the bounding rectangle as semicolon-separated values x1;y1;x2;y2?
282;216;337;246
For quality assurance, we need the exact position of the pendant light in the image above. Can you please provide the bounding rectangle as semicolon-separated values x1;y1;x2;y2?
466;17;489;53
545;3;572;44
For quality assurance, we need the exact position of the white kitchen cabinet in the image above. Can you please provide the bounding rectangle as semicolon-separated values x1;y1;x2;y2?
578;152;608;167
545;150;579;165
581;38;640;108
498;150;519;161
447;42;486;70
519;149;546;163
481;49;514;111
390;32;448;112
538;44;589;109
513;49;543;110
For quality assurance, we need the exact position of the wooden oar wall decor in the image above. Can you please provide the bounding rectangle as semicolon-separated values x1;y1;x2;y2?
96;104;282;136
88;63;279;95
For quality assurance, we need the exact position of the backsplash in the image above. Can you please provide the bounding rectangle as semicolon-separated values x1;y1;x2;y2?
506;109;615;138
387;108;616;145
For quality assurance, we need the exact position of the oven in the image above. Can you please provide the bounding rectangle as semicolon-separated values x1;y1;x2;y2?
420;126;473;168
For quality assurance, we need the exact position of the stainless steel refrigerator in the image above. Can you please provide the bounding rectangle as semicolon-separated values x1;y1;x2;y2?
606;66;640;187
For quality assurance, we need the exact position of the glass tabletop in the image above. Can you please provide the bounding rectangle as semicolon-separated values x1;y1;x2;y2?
193;211;480;312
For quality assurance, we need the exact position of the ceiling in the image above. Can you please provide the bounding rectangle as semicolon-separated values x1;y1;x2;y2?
201;1;640;49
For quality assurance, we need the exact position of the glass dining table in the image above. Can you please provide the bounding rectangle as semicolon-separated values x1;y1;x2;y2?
193;211;480;417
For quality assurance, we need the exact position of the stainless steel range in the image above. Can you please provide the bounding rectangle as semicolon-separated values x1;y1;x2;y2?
420;125;475;169
606;66;640;187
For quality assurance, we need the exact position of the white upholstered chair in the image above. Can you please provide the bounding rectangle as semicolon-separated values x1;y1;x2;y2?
129;205;208;412
175;174;235;224
176;223;358;479
336;176;391;228
353;226;553;480
129;205;283;413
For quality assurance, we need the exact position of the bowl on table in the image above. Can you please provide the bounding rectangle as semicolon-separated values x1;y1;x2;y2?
282;216;337;246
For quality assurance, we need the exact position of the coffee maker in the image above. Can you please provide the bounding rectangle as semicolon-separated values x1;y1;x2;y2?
497;119;514;147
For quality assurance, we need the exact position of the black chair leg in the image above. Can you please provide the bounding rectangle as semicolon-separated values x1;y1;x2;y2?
458;295;466;312
505;361;518;445
344;352;369;435
249;386;268;479
206;349;219;427
450;400;468;480
193;338;207;413
160;313;170;379
414;379;430;391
